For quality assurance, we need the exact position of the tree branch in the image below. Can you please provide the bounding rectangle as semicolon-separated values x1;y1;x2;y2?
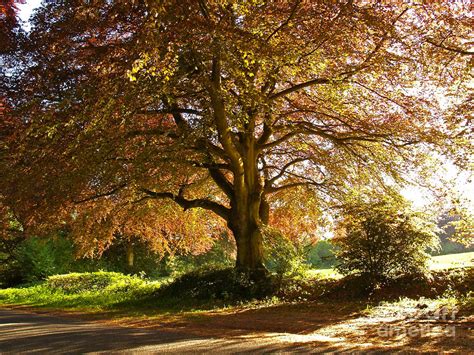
74;183;127;204
209;49;243;173
267;157;309;184
140;188;230;220
259;130;300;150
257;120;273;146
194;139;228;160
126;128;179;139
138;108;203;116
208;168;234;198
265;181;323;193
269;62;369;101
269;78;334;100
266;0;301;42
426;39;473;56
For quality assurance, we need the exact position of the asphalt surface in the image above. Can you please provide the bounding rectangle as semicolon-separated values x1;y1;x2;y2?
0;309;313;353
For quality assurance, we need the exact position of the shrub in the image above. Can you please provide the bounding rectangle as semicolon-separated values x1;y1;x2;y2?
46;271;142;294
157;268;277;301
14;236;77;282
1;231;174;286
95;236;168;277
1;231;114;286
0;235;25;288
0;209;26;288
0;272;165;309
333;193;439;283
263;227;310;277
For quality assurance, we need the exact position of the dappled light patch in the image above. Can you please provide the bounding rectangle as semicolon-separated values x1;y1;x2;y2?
106;297;472;352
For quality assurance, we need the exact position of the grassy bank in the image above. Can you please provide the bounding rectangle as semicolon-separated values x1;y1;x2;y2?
0;272;171;313
1;266;472;354
0;252;473;319
0;270;283;315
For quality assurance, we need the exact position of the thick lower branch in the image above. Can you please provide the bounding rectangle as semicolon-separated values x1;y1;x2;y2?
208;168;234;198
140;188;230;220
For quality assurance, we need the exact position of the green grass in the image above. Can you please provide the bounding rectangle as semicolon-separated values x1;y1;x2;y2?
0;271;271;315
0;273;173;313
429;251;474;270
307;251;474;279
1;252;473;319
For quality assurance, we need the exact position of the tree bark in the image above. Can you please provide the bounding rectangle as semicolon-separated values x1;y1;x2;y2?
230;220;265;271
126;241;134;268
228;178;267;277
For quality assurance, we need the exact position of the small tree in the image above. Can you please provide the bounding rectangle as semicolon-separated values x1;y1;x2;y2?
333;194;439;282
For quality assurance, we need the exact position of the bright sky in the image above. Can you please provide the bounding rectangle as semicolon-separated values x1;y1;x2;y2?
17;1;473;212
17;0;42;28
401;162;473;210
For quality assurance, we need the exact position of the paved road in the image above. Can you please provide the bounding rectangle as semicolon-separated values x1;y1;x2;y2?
0;309;313;353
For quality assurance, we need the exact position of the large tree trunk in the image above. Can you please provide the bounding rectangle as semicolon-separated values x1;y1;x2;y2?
207;50;269;277
231;220;265;271
228;181;268;278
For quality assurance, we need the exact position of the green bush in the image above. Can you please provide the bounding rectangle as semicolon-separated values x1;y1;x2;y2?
0;272;166;310
333;193;439;283
263;228;310;277
0;210;25;288
95;236;166;277
1;231;111;286
17;236;76;281
158;268;277;301
0;236;24;288
1;232;174;286
46;271;143;294
1;231;237;286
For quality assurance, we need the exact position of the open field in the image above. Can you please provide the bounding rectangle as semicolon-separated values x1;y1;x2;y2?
429;252;474;270
308;251;474;279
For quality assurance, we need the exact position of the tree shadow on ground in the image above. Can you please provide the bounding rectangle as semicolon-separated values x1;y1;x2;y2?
1;300;472;353
113;299;473;352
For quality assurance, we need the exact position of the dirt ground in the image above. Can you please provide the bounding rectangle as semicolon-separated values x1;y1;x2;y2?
126;301;474;352
4;300;472;352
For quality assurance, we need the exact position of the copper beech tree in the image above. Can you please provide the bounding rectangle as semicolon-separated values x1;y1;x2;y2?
1;1;472;275
0;0;26;52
